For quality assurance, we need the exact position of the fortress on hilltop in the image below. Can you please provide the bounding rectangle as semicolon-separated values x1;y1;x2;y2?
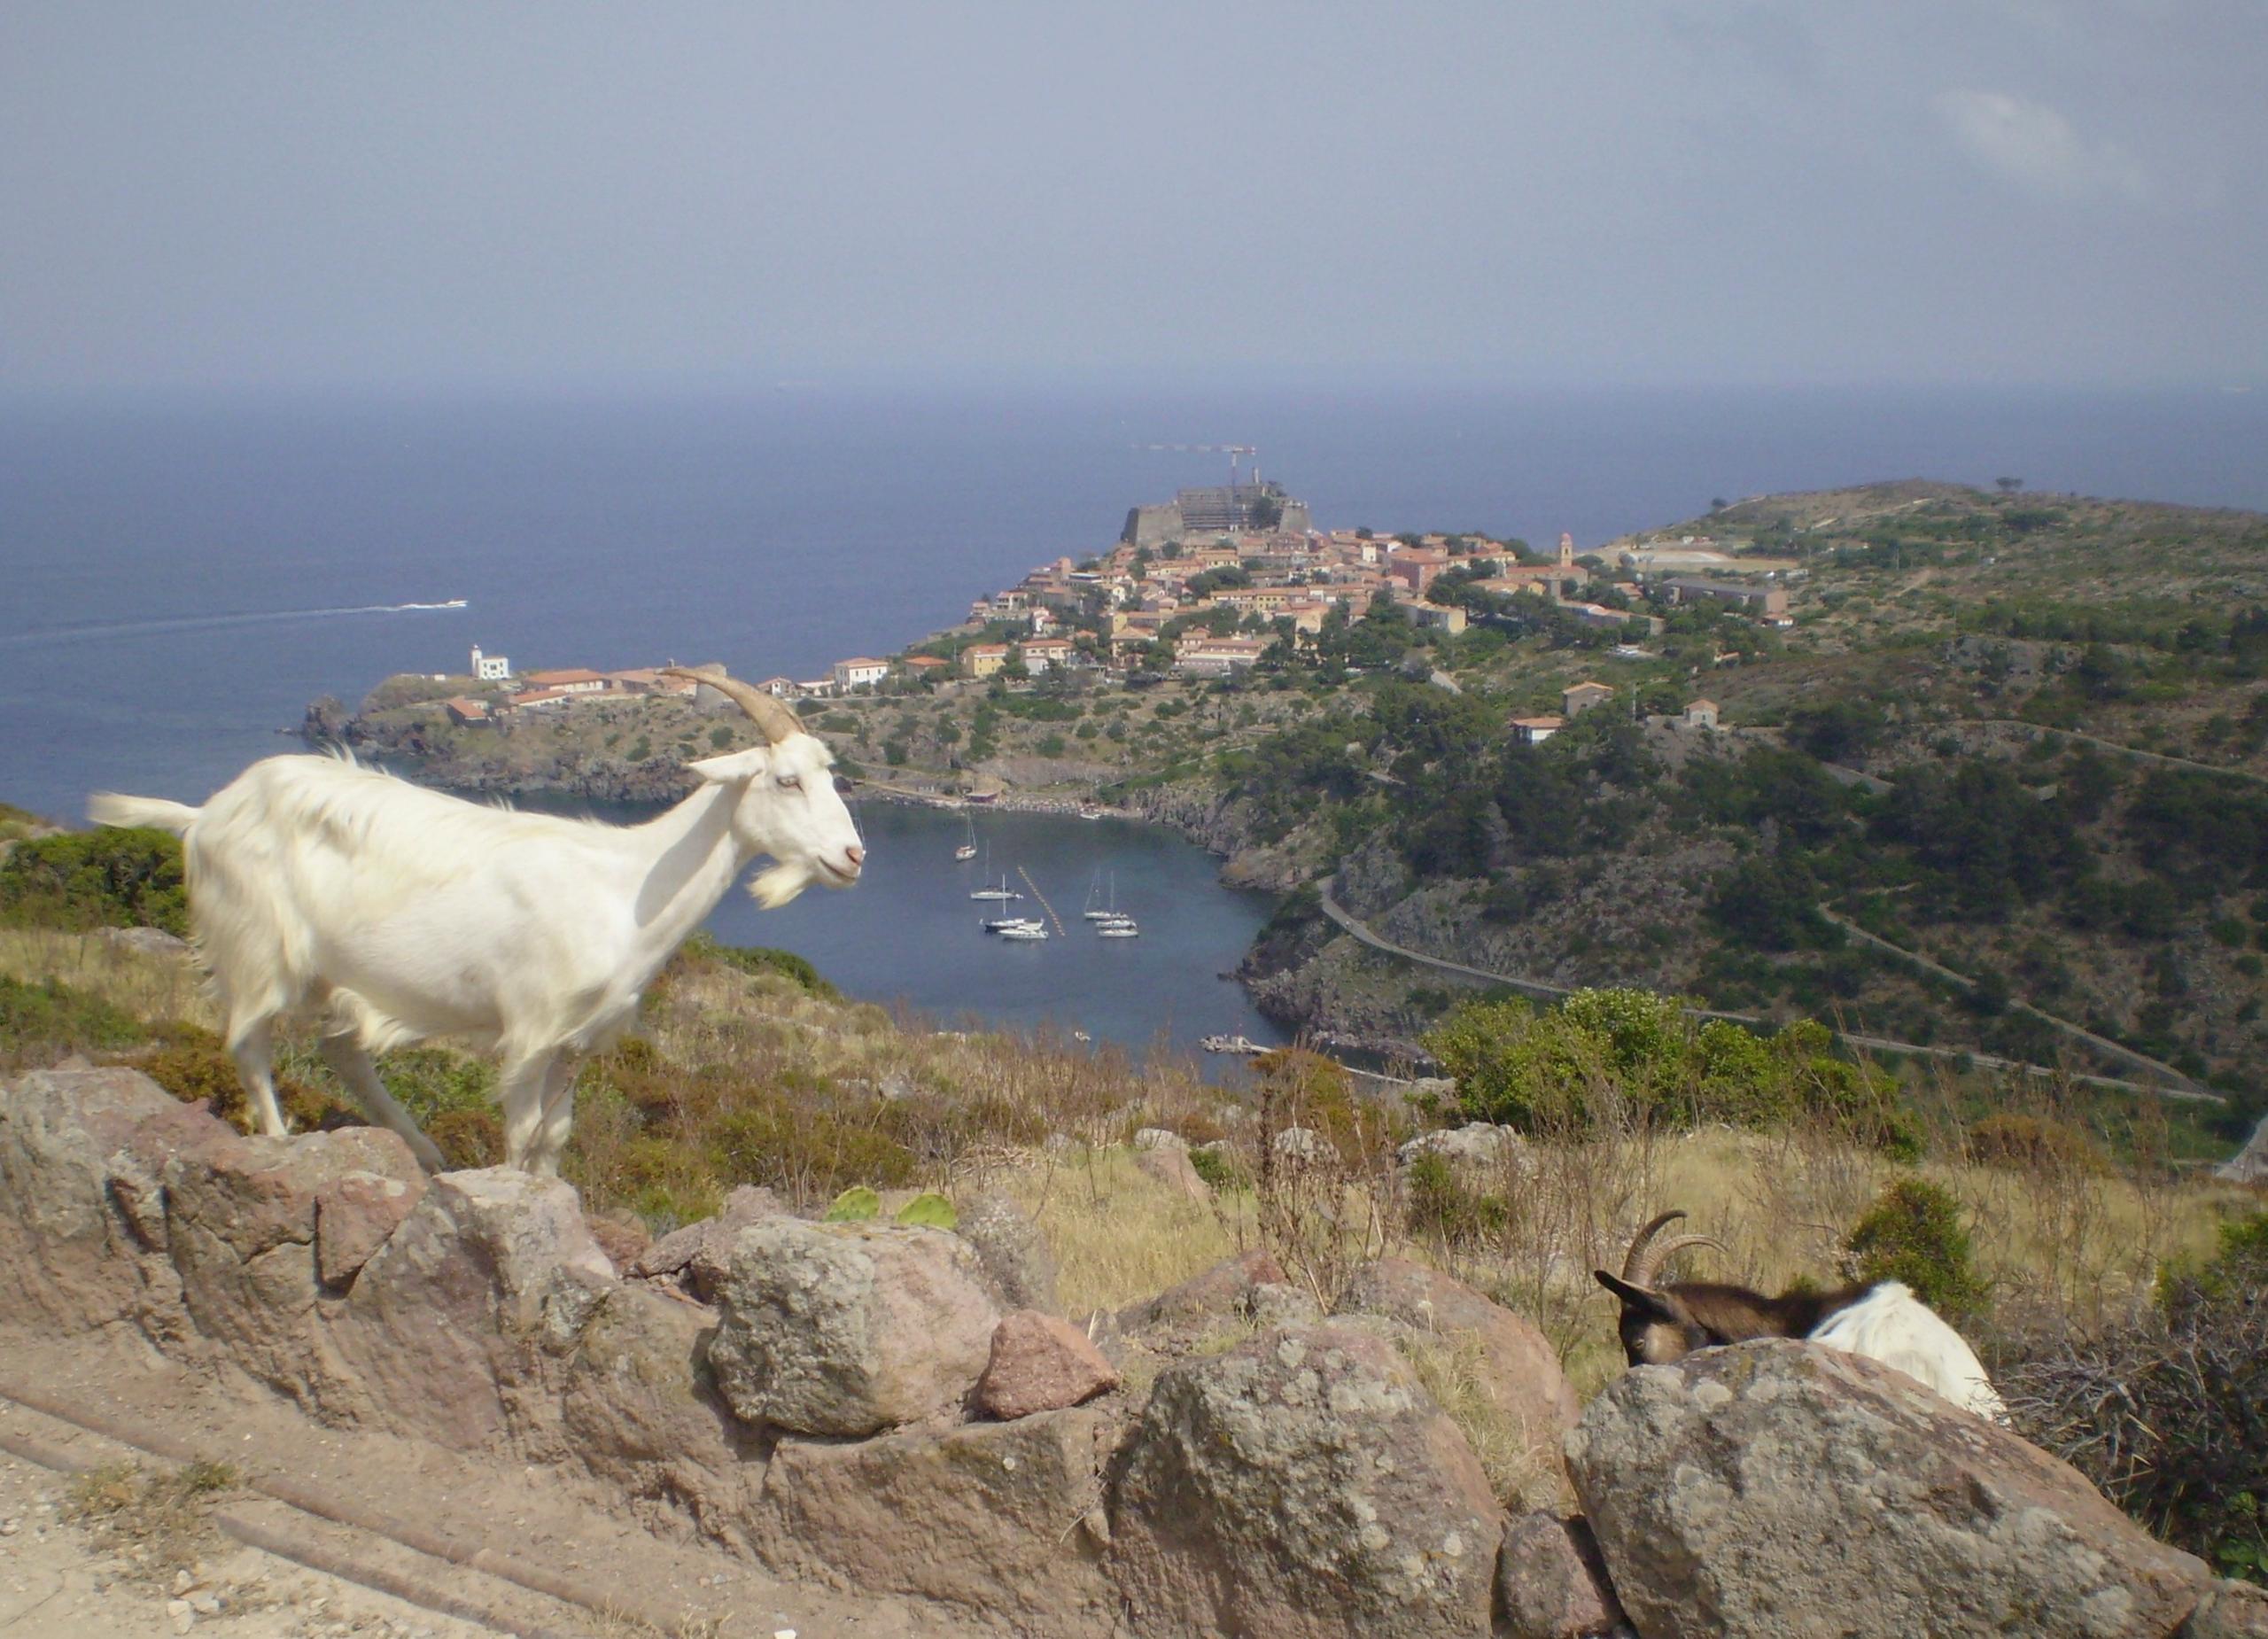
1122;479;1312;548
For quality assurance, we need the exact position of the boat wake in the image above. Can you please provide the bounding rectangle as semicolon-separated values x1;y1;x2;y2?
0;599;469;649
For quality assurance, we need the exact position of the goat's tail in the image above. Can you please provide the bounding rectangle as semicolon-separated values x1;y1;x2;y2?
88;792;201;835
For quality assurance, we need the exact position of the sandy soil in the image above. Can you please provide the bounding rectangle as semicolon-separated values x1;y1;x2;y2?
0;1451;498;1637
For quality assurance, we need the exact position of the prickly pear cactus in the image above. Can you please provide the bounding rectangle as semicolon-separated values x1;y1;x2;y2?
823;1185;882;1223
895;1190;958;1231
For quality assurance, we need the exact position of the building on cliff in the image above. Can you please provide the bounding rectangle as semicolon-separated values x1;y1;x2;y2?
1122;481;1312;548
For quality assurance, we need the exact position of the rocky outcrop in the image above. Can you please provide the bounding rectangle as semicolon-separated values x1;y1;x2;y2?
954;1191;1060;1315
1568;1340;2218;1639
8;1066;2251;1639
2218;1114;2268;1184
705;1216;1000;1436
752;1408;1117;1627
1109;1322;1502;1639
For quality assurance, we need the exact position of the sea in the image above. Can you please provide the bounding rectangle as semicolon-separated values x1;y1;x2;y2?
4;383;2264;1058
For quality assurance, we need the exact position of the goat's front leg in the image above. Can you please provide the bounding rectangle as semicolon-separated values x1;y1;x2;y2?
318;1034;447;1173
497;1049;558;1172
530;1054;581;1179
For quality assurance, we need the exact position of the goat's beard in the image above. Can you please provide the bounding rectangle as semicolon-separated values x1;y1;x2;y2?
748;859;817;909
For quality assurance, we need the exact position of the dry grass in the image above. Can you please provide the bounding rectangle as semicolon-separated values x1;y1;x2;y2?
0;927;215;1031
63;1460;237;1581
1004;1146;1251;1317
1396;1330;1571;1512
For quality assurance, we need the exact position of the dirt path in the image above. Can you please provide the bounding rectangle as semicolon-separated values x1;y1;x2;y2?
0;1326;950;1639
0;1450;500;1638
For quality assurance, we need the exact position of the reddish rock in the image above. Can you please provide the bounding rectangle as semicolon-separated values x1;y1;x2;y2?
1116;1247;1285;1332
1495;1513;1623;1638
625;1185;781;1299
1135;1144;1212;1202
316;1171;426;1286
977;1309;1119;1419
582;1209;649;1271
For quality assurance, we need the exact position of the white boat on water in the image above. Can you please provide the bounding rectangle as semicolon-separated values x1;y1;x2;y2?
1083;871;1130;920
953;812;978;862
969;873;1021;901
1097;922;1139;938
1200;1034;1265;1054
983;914;1043;933
997;922;1049;941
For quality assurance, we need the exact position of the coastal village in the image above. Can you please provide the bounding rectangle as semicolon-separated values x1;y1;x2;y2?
434;473;1800;757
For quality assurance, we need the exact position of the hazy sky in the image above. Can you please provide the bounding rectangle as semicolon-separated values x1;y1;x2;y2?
4;2;2263;393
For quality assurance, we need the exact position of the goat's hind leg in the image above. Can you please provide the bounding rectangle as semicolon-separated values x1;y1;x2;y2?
497;1049;558;1173
531;1055;580;1179
319;1034;447;1174
227;1014;290;1138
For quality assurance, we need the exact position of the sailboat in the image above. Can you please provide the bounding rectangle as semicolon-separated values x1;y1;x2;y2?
969;872;1021;902
1083;871;1125;920
953;812;978;862
1085;870;1138;935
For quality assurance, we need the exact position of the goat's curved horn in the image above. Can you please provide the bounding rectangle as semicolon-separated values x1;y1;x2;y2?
663;666;804;745
1621;1209;1728;1287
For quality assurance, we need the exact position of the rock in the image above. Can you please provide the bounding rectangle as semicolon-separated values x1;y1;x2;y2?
1248;1282;1322;1332
2217;1114;2268;1184
0;1067;241;1340
315;1171;426;1286
333;1169;616;1448
1567;1340;2216;1639
954;1191;1060;1314
705;1217;999;1436
752;1408;1115;1627
625;1185;782;1301
1270;1125;1326;1162
1132;1127;1188;1151
582;1208;651;1270
1116;1247;1285;1335
556;1282;760;1543
164;1127;425;1399
1110;1322;1503;1639
976;1309;1119;1419
1495;1513;1623;1639
97;926;192;959
1396;1121;1528;1175
1134;1144;1213;1202
1338;1257;1581;1442
2186;1581;2268;1638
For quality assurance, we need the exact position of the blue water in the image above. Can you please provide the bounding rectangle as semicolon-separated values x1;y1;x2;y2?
4;385;2264;1046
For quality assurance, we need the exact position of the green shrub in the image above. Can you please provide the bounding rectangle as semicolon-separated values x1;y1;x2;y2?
1845;1177;1986;1324
680;933;839;999
0;828;188;935
1187;1146;1247;1191
1403;1151;1508;1242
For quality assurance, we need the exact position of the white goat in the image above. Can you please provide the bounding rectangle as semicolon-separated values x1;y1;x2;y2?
89;669;863;1175
1596;1211;2008;1420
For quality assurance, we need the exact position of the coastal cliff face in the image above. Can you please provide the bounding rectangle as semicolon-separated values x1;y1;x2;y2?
306;687;700;805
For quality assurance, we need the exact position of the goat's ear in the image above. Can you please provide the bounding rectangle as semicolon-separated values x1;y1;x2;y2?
1596;1270;1679;1318
688;748;771;784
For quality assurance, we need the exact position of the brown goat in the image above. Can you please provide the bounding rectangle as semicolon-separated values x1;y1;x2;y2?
1594;1210;1869;1367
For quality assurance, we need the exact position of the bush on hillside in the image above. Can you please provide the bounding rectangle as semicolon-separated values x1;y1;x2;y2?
678;933;839;999
0;828;188;936
1844;1177;1986;1324
1963;1111;2107;1175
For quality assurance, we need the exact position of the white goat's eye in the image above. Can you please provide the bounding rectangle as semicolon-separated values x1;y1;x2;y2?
777;774;801;790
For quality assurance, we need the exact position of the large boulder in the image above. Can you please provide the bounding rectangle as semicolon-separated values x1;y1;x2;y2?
164;1125;425;1402
705;1217;999;1437
555;1282;762;1545
331;1168;615;1448
1567;1340;2218;1639
752;1407;1117;1629
1109;1322;1503;1639
1337;1258;1581;1472
0;1066;233;1341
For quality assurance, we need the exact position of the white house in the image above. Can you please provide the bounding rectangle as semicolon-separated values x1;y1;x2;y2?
470;645;511;681
832;656;890;693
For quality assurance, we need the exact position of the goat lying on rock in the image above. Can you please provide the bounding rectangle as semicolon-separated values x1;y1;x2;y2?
1595;1210;2007;1420
89;668;862;1176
